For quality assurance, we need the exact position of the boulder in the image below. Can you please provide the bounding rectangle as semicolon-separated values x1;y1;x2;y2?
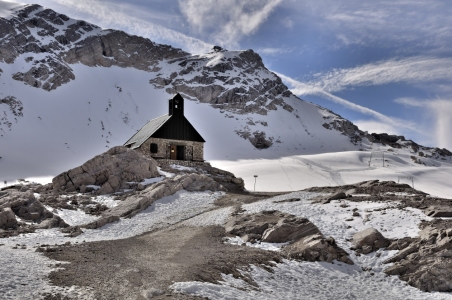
0;207;17;229
225;210;353;265
262;217;320;243
321;191;346;204
283;234;353;264
424;206;452;218
52;146;159;194
352;228;389;253
225;210;291;239
384;224;452;292
0;189;68;229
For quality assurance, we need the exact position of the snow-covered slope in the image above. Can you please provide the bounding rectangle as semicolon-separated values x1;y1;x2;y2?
0;2;451;197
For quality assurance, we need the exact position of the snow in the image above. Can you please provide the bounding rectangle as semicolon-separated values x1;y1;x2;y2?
170;192;449;300
0;190;224;299
172;259;452;300
225;236;289;252
170;164;196;172
212;150;452;198
90;195;119;208
0;1;20;18
48;206;100;226
0;188;449;300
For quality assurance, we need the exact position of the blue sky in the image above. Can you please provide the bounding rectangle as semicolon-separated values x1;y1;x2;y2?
7;0;452;150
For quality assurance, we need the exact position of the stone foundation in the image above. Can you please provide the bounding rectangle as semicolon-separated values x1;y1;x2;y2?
135;138;204;161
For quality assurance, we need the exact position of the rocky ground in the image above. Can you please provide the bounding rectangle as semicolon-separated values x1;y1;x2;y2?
2;147;452;299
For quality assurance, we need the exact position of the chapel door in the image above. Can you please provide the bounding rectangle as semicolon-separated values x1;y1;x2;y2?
170;145;177;160
177;145;185;160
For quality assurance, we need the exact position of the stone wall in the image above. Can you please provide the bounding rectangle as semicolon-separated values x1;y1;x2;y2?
137;138;204;161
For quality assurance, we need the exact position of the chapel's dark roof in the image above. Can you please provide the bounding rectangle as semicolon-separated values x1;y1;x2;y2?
124;114;171;149
124;94;205;149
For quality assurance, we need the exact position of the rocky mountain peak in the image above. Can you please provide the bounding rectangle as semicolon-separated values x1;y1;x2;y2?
0;4;187;91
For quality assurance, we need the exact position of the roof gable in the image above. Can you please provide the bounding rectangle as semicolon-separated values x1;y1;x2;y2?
124;93;205;148
124;114;171;149
151;114;205;142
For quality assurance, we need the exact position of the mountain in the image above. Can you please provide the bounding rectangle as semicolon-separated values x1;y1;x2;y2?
0;2;451;196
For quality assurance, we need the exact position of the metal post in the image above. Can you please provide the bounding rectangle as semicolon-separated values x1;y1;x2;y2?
254;175;258;192
369;152;372;166
383;152;385;167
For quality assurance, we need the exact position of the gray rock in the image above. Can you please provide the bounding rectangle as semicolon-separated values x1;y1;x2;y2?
424;206;452;218
225;210;353;265
0;189;68;230
262;217;320;243
352;228;389;253
53;146;159;194
321;191;347;204
0;207;17;229
283;234;353;264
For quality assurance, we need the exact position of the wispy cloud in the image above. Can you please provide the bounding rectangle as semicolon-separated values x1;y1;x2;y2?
276;72;418;134
306;56;452;93
298;1;452;51
179;0;283;48
353;120;404;137
282;17;294;29
395;97;452;150
27;0;213;53
257;47;293;56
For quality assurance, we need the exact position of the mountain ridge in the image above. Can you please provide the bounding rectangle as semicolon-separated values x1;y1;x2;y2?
0;2;451;182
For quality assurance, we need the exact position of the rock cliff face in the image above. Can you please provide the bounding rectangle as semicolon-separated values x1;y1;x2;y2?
0;4;186;91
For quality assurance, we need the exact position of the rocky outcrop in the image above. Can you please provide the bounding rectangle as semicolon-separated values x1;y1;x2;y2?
83;173;226;229
0;96;23;132
317;191;347;204
225;210;353;264
0;207;17;229
63;31;186;71
12;56;74;91
52;146;159;194
384;223;452;292
322;116;362;144
225;210;319;243
424;206;452;217
0;4;186;90
283;234;352;264
352;228;390;254
0;188;68;236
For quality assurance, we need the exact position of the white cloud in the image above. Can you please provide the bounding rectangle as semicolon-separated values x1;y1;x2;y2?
282;17;294;28
257;47;293;56
306;56;452;93
299;1;452;50
353;120;403;136
394;98;452;150
26;0;213;53
276;72;418;134
394;98;424;107
179;0;283;48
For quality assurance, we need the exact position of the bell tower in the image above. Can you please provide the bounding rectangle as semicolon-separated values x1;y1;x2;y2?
168;93;184;116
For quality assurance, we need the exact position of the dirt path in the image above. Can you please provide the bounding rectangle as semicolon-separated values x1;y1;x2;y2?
42;192;285;300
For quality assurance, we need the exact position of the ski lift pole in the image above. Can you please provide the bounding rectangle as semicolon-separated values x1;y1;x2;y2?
254;175;258;192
